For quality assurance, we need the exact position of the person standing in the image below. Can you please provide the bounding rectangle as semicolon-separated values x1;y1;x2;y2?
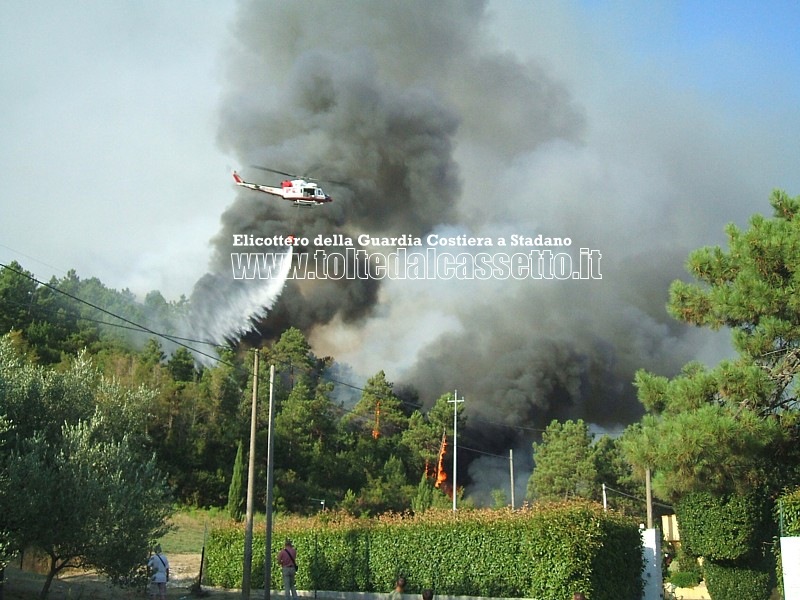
147;544;170;600
389;577;406;600
277;538;298;599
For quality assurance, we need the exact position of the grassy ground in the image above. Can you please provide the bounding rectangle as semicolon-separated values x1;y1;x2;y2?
159;506;232;555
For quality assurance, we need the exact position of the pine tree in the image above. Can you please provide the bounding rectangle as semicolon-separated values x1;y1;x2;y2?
226;439;245;521
620;191;800;597
526;419;597;502
622;190;800;500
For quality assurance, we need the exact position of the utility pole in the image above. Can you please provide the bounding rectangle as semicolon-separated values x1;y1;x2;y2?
448;390;464;511
263;364;276;600
243;350;259;599
602;483;607;512
509;449;515;509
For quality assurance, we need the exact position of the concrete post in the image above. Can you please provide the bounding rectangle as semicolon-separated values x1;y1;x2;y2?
641;527;662;600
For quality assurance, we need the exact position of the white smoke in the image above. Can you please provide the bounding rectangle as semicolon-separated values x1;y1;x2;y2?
186;247;293;356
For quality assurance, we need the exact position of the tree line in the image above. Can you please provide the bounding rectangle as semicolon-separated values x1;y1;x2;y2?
0;261;640;515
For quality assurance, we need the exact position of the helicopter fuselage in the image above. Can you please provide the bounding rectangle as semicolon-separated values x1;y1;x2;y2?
232;172;332;206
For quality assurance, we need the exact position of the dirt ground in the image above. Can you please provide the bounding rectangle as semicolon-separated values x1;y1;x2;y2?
2;553;241;600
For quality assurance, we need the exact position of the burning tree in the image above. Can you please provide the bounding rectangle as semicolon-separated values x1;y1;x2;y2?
405;393;466;512
434;431;453;499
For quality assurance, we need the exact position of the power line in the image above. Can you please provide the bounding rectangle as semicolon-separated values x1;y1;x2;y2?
456;444;508;459
0;261;228;366
0;244;70;277
0;262;626;439
1;262;659;511
0;294;225;349
0;262;423;428
603;483;673;510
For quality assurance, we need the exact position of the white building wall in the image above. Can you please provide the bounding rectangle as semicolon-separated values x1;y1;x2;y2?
782;537;800;600
641;528;663;600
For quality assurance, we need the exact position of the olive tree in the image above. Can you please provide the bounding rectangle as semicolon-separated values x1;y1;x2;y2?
0;337;172;598
5;419;171;596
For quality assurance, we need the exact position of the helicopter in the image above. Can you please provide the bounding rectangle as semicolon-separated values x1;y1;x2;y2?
232;166;334;206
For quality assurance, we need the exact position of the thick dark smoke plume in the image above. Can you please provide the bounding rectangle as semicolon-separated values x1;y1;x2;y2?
207;0;582;338
198;0;759;498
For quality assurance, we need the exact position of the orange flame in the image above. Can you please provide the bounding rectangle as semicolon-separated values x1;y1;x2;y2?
372;401;381;439
435;432;447;489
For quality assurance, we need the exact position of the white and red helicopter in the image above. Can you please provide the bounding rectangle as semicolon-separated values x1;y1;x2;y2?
232;166;333;206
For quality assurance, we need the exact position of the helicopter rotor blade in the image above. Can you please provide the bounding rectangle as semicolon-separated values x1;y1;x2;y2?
319;178;349;187
251;165;299;179
250;165;349;187
302;162;349;186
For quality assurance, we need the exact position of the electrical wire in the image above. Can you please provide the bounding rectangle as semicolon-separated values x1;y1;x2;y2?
602;483;673;510
1;261;230;366
0;261;623;438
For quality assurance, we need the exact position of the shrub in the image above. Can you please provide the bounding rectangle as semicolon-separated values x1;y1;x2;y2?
668;570;701;588
205;502;643;600
704;560;773;600
676;492;772;561
774;486;800;600
777;486;800;536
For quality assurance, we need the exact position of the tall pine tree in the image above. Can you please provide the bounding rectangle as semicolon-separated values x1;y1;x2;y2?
226;439;245;521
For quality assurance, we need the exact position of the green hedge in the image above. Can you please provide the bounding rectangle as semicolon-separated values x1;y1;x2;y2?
676;492;771;561
775;486;800;600
704;560;773;600
676;492;778;600
205;502;642;600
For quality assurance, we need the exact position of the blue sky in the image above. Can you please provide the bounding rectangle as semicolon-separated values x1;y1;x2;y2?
495;1;800;112
615;1;800;106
